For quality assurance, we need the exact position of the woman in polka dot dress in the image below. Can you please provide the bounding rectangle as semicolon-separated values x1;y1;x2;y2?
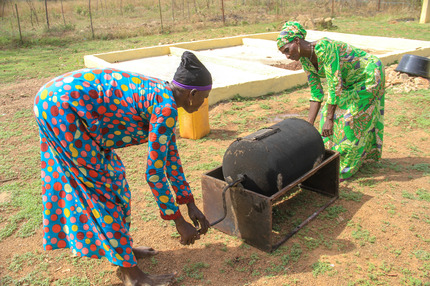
34;52;212;286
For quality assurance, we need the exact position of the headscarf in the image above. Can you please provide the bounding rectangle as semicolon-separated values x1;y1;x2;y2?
276;21;307;49
172;51;212;91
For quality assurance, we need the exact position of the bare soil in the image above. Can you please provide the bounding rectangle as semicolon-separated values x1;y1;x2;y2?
0;66;429;285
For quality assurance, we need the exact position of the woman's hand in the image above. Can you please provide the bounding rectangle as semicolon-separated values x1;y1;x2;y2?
322;118;334;137
174;216;200;245
187;202;210;235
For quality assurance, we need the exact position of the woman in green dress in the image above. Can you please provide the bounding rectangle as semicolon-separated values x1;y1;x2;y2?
277;21;385;180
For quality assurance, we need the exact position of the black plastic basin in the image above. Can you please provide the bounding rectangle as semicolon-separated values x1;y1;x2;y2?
395;54;430;78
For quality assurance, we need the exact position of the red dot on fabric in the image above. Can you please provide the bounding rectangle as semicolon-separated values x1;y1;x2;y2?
51;106;59;117
76;232;85;240
50;214;58;221
90;244;97;251
58;199;65;208
70;91;80;99
89;170;98;178
79;214;88;223
60;217;67;224
69;124;77;133
112;223;120;231
114;90;123;98
45;245;53;250
89;90;98;99
98;106;107;114
58;231;66;239
162;107;172;117
41;143;49;152
99;249;105;256
52;224;61;233
66;114;76;123
53;182;62;191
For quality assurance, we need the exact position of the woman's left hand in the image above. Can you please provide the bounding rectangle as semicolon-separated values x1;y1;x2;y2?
322;118;334;137
187;202;210;235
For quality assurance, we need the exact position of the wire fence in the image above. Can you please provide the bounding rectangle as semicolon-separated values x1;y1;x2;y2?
0;0;424;43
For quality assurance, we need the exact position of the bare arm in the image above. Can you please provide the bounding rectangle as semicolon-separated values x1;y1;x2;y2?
321;104;337;137
308;100;321;125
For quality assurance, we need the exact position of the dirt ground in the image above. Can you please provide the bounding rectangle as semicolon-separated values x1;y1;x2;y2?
0;65;429;285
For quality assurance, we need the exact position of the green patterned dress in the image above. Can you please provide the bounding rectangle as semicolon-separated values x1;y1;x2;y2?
300;37;385;179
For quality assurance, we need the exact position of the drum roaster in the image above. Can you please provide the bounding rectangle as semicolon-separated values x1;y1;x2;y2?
201;118;340;252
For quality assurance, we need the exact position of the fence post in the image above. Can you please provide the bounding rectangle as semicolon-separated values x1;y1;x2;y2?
420;0;430;23
15;4;22;44
44;0;49;29
221;0;225;25
158;0;164;32
89;0;95;39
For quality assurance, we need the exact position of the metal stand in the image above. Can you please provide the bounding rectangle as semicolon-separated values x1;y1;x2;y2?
201;149;340;252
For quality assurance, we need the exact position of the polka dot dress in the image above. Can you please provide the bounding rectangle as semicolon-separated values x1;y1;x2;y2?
34;68;194;267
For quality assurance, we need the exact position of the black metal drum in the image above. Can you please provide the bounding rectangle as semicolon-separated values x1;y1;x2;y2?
222;118;325;196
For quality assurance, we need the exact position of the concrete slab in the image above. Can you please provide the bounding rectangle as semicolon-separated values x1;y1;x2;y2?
84;31;430;106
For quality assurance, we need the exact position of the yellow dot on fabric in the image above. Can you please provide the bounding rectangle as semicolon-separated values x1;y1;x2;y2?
45;209;51;215
147;106;153;114
165;209;174;215
149;175;159;183
104;215;113;224
159;135;168;145
97;85;103;91
53;96;58;103
64;184;72;193
106;140;114;147
90;210;100;220
114;131;121;135
110;239;118;248
103;243;110;251
132;77;141;84
166;117;175;128
72;225;78;232
72;101;79;107
108;164;114;171
159;195;169;203
63;225;69;234
77;207;82;213
84;73;95;81
140;89;146;95
172;165;177;170
84;181;94;188
114;99;120;105
64;208;70;217
42;111;48;120
115;253;124;261
40;89;48;100
123;136;131;143
121;84;128;91
75;85;84;90
69;143;79;157
154;160;163;169
79;168;87;176
92;151;96;157
124;196;129;203
34;106;39;117
74;129;81;140
137;131;143;135
47;166;53;172
85;239;90;244
112;73;123;80
163;93;169;99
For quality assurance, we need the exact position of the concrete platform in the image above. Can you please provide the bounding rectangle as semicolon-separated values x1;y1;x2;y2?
84;31;430;106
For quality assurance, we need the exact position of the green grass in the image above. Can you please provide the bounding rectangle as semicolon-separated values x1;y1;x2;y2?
0;181;43;241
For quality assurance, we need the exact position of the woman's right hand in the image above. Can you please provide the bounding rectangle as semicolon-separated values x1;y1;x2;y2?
174;216;200;245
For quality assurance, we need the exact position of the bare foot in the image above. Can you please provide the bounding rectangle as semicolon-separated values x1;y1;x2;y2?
117;266;176;286
133;246;158;260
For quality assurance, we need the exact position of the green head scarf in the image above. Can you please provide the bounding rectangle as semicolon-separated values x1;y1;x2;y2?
277;21;307;49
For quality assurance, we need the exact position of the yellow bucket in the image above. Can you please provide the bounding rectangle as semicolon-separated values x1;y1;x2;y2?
177;98;210;139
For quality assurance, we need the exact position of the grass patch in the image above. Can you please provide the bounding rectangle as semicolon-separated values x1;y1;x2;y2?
0;181;43;241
